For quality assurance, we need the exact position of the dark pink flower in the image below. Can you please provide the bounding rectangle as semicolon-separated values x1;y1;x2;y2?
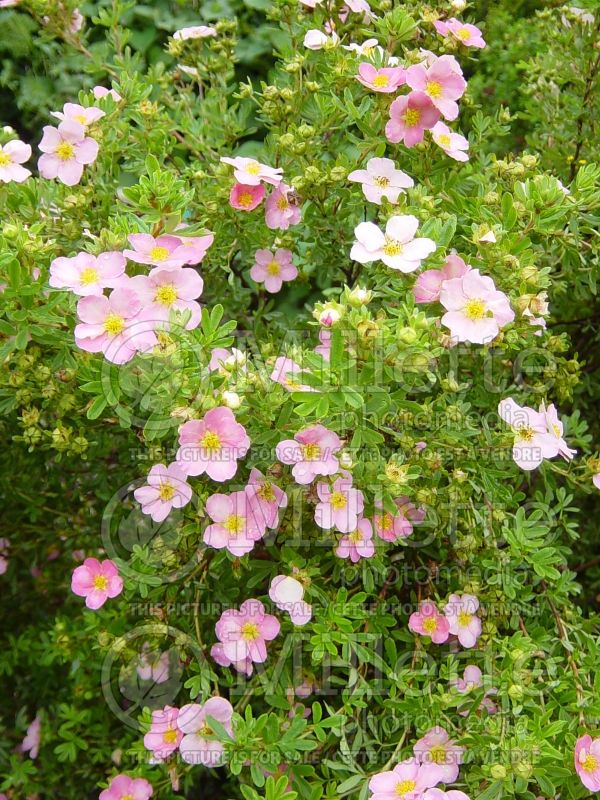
71;558;123;610
385;92;441;147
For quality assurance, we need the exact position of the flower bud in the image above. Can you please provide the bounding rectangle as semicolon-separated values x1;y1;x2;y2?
490;765;507;780
346;286;372;307
222;390;241;410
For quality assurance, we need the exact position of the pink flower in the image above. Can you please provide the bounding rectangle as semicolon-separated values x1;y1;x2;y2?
74;287;157;365
133;463;192;523
270;356;313;392
0;139;31;183
20;714;41;759
593;474;600;490
127;266;204;330
540;402;577;461
0;538;9;575
136;643;170;684
176;406;250;481
171;233;214;265
209;347;247;374
99;774;153;800
434;18;486;48
49;251;125;296
229;182;265;211
69;8;84;32
373;497;425;542
38;120;98;186
440;269;514;343
177;697;233;766
498;397;561;471
356;62;406;93
174;25;217;40
303;29;338;49
432;122;469;161
336;517;375;562
575;735;600;792
215;599;280;664
251;248;298;292
414;727;463;784
408;600;450;644
221;156;282;186
315;477;364;533
71;558;123;610
413;254;470;303
93;85;122;102
51;102;104;127
143;706;182;760
406;58;466;120
245;467;288;529
348;157;414;204
211;642;253;676
385;92;441;147
265;183;301;230
276;424;341;484
315;330;331;360
203;490;266;556
450;665;497;716
368;758;438;800
351;215;436;272
269;575;312;625
124;234;187;268
423;791;470;800
443;593;481;648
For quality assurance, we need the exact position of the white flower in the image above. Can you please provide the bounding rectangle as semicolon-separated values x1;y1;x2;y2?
348;157;414;204
350;215;436;272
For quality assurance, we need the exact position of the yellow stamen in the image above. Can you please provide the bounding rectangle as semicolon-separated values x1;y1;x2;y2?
457;27;471;41
373;74;390;88
155;284;178;306
330;491;347;510
404;108;421;127
245;162;261;175
429;745;447;764
276;196;289;211
302;443;321;460
396;780;417;797
104;313;125;336
426;81;442;98
159;482;175;501
374;175;390;188
241;622;259;640
93;575;108;591
0;152;10;166
348;529;363;543
56;142;75;161
422;617;437;634
464;298;487;320
516;427;534;443
266;260;281;276
201;431;221;450
163;728;178;744
224;515;244;535
383;238;403;257
437;134;451;148
75;114;88;124
458;611;472;627
582;754;598;773
150;246;169;262
238;192;254;207
257;482;276;502
79;267;99;286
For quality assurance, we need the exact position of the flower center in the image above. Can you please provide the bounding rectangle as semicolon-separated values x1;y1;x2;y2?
224;514;244;535
56;141;75;161
374;175;390;187
241;622;260;640
301;443;321;460
245;162;261;175
104;313;125;336
348;529;363;543
383;238;403;257
429;745;447;764
155;284;178;306
403;108;421;127
458;611;472;627
257;482;276;502
276;196;289;211
517;427;534;443
159;482;175;501
426;80;442;98
464;298;487;320
0;152;10;166
150;246;169;262
198;722;212;736
551;423;561;437
437;134;452;148
238;192;254;207
373;74;390;88
422;617;438;634
457;27;471;41
163;728;178;744
79;267;99;286
93;575;108;591
122;795;134;800
75;114;88;124
330;491;347;510
380;514;393;531
201;431;221;451
395;780;417;797
267;260;281;276
582;753;598;773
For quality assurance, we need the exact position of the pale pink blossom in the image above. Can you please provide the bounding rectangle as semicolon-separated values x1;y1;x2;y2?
215;599;280;665
315;330;331;360
434;18;486;48
177;697;233;766
71;558;123;610
368;758;438;800
478;229;496;244
124;234;187;268
20;714;41;759
356;62;406;93
344;0;374;22
575;735;600;792
143;706;182;760
413;254;471;303
38;120;98;186
440;269;514;343
51;102;104;127
540;403;577;462
413;727;464;784
303;29;338;49
315;477;364;533
176;407;250;481
498;397;561;471
208;347;247;374
251;248;298;292
348;157;414;204
136;643;170;684
336;517;375;562
444;593;481;648
431;122;469;161
593;474;600;490
69;8;84;32
49;251;125;296
269;575;312;625
0;139;31;183
265;183;301;230
127;266;203;330
74;287;157;365
351;215;436;272
171;233;214;265
276;424;341;484
373;497;425;542
93;85;122;102
174;25;217;40
229;182;265;211
424;790;470;800
406;58;466;120
211;642;253;676
0;538;8;575
270;356;313;392
134;463;192;523
245;468;288;529
203;490;265;556
99;774;153;800
221;156;282;186
386;92;441;147
408;600;450;644
450;665;497;715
